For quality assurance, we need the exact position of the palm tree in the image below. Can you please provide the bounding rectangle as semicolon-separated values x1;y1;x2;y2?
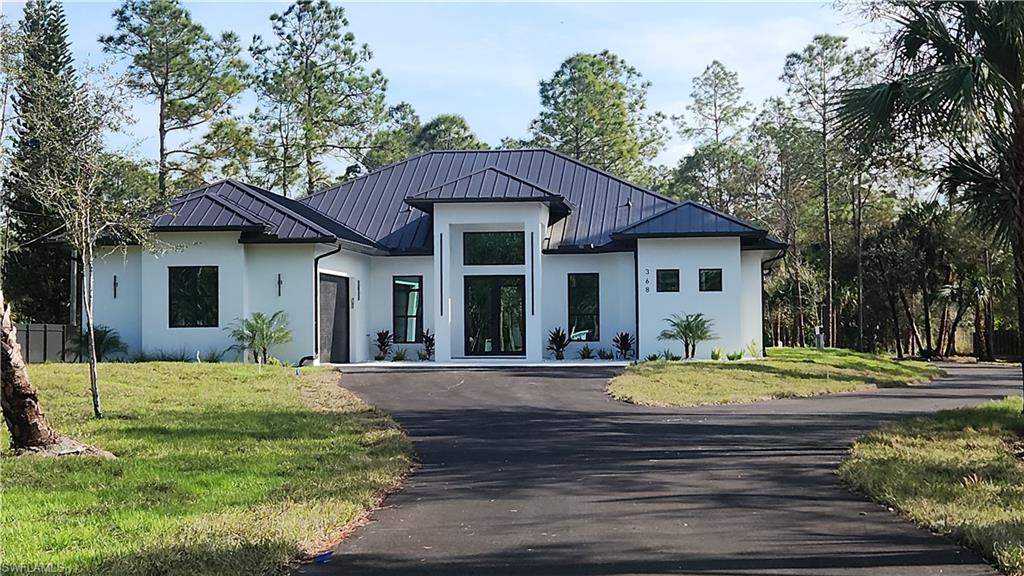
658;314;690;359
658;313;717;359
66;325;127;362
226;311;292;367
838;1;1024;408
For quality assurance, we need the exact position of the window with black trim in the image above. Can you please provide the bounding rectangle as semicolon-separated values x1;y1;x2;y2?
168;266;218;327
568;273;599;341
463;231;525;265
699;268;723;292
393;275;423;343
656;269;679;292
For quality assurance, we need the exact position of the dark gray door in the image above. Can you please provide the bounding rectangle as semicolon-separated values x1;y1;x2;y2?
319;274;350;363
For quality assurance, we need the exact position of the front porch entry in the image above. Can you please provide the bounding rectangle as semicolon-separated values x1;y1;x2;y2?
464;275;525;356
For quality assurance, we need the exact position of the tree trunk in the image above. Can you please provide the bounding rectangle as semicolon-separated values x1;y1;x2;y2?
945;302;967;357
1009;113;1024;412
1;292;60;450
157;90;167;196
821;123;834;347
886;285;904;359
83;250;102;418
900;291;923;356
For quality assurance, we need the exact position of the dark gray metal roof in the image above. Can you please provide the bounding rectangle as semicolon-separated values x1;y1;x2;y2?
153;179;368;244
302;149;677;253
405;166;573;223
611;201;768;239
154;192;266;232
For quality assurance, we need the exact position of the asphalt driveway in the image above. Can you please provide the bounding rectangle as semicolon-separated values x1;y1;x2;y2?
300;363;1020;576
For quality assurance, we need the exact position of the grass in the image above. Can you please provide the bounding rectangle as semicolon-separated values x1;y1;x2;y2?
839;398;1024;575
608;347;942;407
0;363;412;576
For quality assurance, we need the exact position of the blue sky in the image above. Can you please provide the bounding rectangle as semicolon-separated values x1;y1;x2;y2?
1;1;880;168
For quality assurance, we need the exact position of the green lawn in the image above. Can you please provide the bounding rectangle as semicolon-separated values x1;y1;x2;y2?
608;347;941;406
839;398;1024;575
0;363;412;575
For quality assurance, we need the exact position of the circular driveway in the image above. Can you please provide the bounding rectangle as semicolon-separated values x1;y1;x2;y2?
300;363;1018;575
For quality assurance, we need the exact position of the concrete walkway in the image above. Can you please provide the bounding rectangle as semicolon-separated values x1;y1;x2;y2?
300;363;1019;575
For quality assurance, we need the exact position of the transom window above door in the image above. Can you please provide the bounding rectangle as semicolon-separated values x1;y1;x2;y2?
463;231;525;266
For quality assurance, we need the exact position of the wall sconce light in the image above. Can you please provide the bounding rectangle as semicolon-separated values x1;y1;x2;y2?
277;273;283;297
113;275;118;299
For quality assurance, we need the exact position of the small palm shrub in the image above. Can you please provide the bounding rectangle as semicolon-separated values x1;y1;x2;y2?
597;348;614;360
612;332;635;360
226;311;293;367
711;347;722;361
727;351;743;361
392;348;408;361
660;349;682;361
374;330;393;361
658;313;716;359
67;325;127;362
547;327;570;360
746;339;759;358
421;329;435;360
645;354;662;362
578;344;595;359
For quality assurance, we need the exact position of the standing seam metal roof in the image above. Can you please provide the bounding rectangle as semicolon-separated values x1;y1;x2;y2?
301;149;678;253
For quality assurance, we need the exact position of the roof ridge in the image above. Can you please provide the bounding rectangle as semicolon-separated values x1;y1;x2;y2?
612;199;765;237
161;188;270;228
539;148;678;206
411;164;562;199
234;178;381;248
303;149;440;203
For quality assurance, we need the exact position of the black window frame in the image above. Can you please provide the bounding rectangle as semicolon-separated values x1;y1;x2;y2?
699;268;723;292
656;269;680;293
567;273;600;342
463;231;526;266
392;275;424;343
168;265;219;328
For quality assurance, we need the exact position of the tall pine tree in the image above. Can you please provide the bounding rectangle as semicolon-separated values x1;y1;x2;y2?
2;0;77;323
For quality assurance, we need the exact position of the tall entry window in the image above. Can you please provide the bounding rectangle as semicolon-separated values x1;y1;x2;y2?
464;275;525;356
463;231;525;265
568;273;599;341
168;266;218;327
393;275;423;343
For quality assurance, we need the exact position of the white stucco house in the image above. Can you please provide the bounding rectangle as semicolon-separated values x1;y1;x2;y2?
93;149;785;364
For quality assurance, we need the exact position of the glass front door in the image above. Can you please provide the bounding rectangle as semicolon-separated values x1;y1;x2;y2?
464;275;526;356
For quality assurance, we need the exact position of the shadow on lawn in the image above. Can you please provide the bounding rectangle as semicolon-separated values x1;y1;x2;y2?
79;539;301;576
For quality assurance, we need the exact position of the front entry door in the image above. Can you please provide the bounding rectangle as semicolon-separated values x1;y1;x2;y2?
464;275;525;356
319;273;350;363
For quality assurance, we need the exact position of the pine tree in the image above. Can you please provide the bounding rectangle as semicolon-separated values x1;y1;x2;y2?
2;0;77;323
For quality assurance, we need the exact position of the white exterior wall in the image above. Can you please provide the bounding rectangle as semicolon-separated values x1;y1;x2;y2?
636;237;743;359
244;244;316;364
740;250;768;357
368;256;434;358
433;202;547;361
92;246;142;359
318;247;371;362
140;232;247;359
541;252;636;359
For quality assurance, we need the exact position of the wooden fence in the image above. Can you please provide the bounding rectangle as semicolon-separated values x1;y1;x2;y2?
973;330;1021;358
14;323;78;363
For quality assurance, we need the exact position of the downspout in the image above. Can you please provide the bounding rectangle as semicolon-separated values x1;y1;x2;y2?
761;249;786;356
311;242;342;364
633;245;641;362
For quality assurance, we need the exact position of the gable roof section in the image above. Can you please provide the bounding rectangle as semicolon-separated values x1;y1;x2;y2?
302;149;676;253
154;191;267;232
404;166;573;222
153;179;372;245
611;200;767;239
